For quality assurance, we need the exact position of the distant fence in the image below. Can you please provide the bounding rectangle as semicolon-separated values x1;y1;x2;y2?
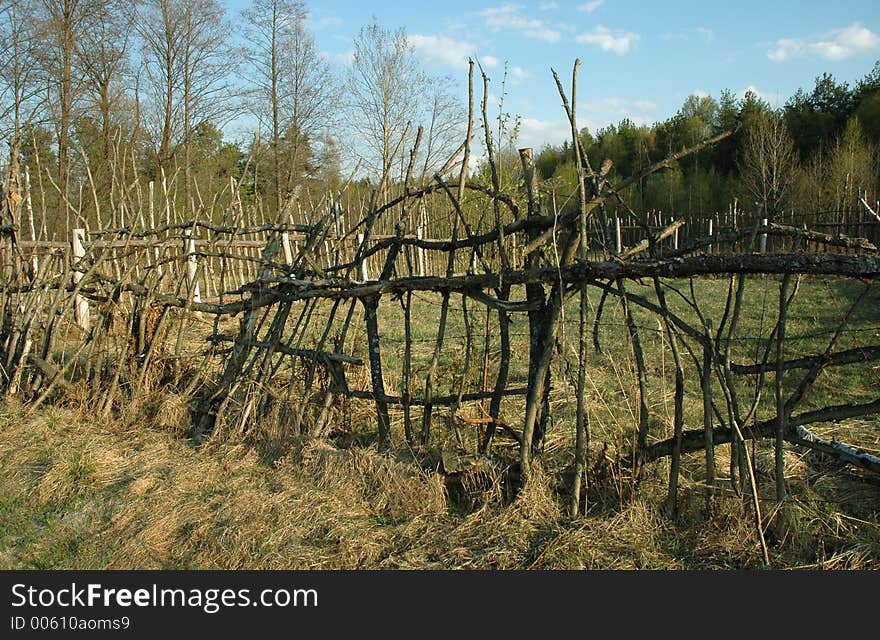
9;198;880;334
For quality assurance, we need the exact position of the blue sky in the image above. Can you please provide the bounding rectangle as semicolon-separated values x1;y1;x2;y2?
225;0;880;151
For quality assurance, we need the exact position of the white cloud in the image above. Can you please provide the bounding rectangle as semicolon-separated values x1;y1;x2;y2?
409;34;478;69
584;97;658;123
306;10;342;31
510;65;532;84
481;55;500;68
517;117;575;150
768;23;880;62
577;1;603;12
479;100;660;155
576;26;640;54
738;85;781;106
662;27;715;44
480;4;561;43
768;39;802;62
539;1;559;9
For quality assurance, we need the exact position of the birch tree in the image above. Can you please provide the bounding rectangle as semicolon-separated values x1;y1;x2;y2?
346;20;427;197
0;0;41;145
739;113;797;220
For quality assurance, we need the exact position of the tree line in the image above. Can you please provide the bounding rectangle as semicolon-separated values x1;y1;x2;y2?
0;0;464;237
532;63;880;222
2;0;878;239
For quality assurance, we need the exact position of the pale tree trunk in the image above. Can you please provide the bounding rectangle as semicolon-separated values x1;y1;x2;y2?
271;2;281;216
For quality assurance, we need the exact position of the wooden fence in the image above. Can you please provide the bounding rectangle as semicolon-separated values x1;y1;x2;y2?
3;64;880;566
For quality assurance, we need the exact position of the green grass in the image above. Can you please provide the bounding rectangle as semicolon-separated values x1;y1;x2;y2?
320;275;880;462
2;275;878;569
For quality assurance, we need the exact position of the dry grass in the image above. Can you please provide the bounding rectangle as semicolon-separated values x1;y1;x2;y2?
1;401;878;570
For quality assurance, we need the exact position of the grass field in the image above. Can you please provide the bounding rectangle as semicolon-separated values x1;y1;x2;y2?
1;274;879;569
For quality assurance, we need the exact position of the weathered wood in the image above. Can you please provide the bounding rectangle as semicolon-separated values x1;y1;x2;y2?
733;345;880;374
25;354;72;390
363;295;391;451
348;386;530;407
619;280;650;452
463;289;540;312
790;425;880;474
552;60;591;517
775;274;791;505
639;399;880;468
421;212;459;446
619;218;686;261
654;276;685;511
71;228;90;331
670;222;878;258
701;336;715;489
208;335;362;364
183;228;201;304
42;253;880;316
783;284;871;419
519;148;550;474
482;288;511;453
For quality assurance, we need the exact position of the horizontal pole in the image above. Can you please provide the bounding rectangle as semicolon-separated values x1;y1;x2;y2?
639;398;880;473
348;386;530;407
731;345;880;375
14;252;877;315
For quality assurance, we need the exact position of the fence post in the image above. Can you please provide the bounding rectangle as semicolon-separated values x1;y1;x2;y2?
615;216;622;254
417;226;426;276
759;217;768;254
184;228;201;304
511;232;518;269
281;231;294;265
23;165;38;275
71;228;90;331
707;217;714;255
357;232;370;281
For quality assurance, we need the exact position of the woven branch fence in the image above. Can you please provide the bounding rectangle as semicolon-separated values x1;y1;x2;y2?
2;64;879;564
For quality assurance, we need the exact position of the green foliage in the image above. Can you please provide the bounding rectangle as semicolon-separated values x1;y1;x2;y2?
527;60;880;219
825;118;875;209
854;62;880;144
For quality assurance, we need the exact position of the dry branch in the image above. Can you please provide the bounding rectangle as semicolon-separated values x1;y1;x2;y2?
639;399;880;473
77;253;880;317
731;345;880;375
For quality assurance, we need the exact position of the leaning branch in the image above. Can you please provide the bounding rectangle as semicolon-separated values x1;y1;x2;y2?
731;345;880;375
640;399;880;474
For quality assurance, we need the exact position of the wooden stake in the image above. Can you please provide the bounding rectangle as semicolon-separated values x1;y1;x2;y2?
184;229;201;304
71;228;90;331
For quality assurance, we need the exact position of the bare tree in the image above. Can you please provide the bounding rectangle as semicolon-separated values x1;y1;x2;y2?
280;6;336;199
138;0;182;176
139;0;237;212
241;0;297;215
418;76;465;183
739;112;797;220
242;0;335;215
34;0;92;225
826;117;875;212
0;0;42;145
75;0;139;209
346;20;427;197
